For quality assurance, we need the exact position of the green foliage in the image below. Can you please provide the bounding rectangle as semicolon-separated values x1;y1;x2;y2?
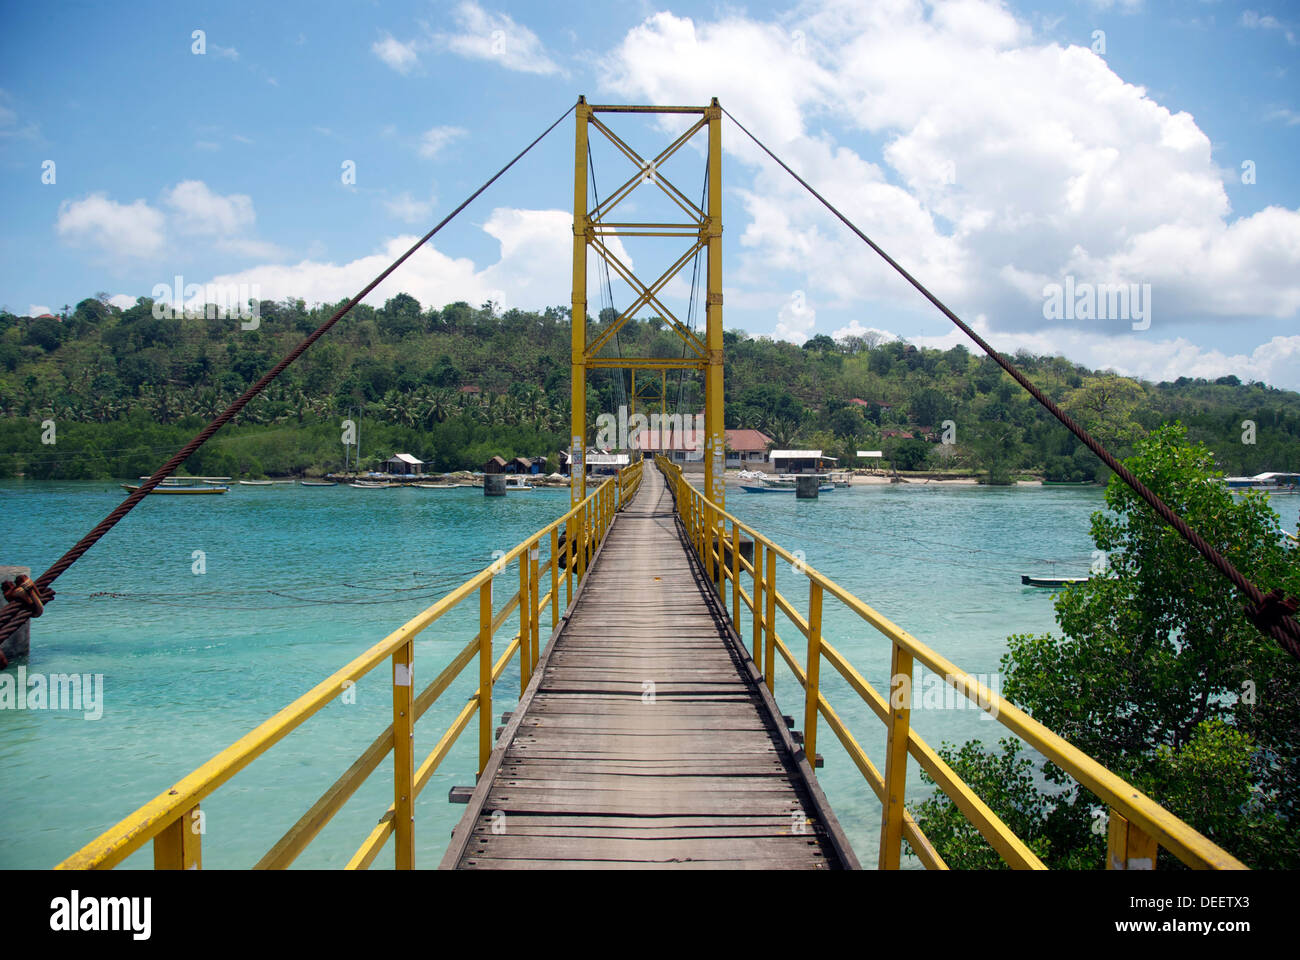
1;294;1297;480
915;424;1300;868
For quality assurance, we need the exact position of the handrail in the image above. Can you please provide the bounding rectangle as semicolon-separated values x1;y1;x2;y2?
653;455;1247;871
57;459;644;870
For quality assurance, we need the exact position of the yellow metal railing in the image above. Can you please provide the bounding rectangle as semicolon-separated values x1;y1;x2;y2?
654;455;1246;871
57;459;644;870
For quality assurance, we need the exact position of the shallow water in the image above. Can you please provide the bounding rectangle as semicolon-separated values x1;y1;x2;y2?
2;478;1287;869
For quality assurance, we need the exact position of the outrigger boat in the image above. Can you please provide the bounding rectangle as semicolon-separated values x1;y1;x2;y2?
1021;574;1088;588
348;480;392;489
121;483;227;495
413;482;461;489
740;482;834;493
299;480;338;487
738;470;836;492
238;480;274;486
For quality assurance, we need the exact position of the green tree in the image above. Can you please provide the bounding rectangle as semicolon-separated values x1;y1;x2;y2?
916;424;1300;868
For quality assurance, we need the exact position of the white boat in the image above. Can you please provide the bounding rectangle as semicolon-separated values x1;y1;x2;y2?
238;480;274;486
1223;472;1300;494
413;482;461;489
300;480;338;487
349;480;392;489
505;477;534;491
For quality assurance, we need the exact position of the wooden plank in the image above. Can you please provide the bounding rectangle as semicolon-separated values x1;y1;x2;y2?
443;466;858;870
460;857;828;870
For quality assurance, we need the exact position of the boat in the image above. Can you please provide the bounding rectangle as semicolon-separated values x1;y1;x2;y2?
300;480;338;487
1041;480;1097;486
740;483;834;493
1021;574;1088;588
413;482;461;489
504;477;534;491
1223;472;1300;494
239;480;274;486
121;484;227;495
349;481;392;489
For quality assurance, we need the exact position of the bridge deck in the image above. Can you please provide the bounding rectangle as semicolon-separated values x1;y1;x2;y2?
441;466;857;869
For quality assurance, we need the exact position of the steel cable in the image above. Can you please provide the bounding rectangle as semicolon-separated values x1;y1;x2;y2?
0;101;576;645
720;104;1300;660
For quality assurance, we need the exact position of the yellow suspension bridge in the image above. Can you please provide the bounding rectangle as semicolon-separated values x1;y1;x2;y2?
43;100;1260;871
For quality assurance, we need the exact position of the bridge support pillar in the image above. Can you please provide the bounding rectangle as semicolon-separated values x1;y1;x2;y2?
796;476;819;499
484;474;506;497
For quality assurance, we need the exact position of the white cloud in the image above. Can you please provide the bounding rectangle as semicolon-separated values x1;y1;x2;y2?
372;32;419;73
601;0;1300;359
55;181;278;261
108;294;136;310
206;207;630;316
1086;0;1143;12
164;180;255;236
56;193;167;260
418;125;466;159
1242;10;1297;45
384;192;436;224
28;305;51;317
774;292;816;344
831;319;896;344
435;2;562;75
0;88;42;141
898;316;1300;391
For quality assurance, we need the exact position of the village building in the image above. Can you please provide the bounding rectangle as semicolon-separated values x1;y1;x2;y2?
769;449;838;474
383;453;426;477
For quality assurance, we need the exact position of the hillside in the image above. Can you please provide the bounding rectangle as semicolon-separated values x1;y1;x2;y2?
1;294;1297;482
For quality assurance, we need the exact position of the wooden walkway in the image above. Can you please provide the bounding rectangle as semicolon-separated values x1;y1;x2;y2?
441;466;858;869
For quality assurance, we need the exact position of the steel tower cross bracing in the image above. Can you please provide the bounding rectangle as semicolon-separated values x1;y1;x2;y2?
569;97;725;511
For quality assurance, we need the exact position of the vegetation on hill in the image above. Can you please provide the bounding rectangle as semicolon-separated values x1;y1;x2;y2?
1;293;1296;480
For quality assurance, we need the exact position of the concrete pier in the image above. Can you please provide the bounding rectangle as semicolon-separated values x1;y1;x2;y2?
484;474;507;497
795;476;819;499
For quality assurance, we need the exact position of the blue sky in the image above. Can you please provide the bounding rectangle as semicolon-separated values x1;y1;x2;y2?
2;0;1298;386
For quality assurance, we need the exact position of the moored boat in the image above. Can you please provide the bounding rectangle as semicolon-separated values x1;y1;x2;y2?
1021;574;1088;588
740;483;834;493
300;480;338;487
121;483;227;495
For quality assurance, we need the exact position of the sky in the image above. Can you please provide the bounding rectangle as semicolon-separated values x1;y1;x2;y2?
1;0;1298;388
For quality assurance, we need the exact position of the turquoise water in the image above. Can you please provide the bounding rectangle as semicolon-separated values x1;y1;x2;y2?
4;478;1280;869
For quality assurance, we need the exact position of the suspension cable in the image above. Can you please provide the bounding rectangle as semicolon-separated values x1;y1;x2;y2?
720;104;1300;660
0;101;576;647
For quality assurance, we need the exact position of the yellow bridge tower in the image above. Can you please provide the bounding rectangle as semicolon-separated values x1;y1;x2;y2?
569;98;726;510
